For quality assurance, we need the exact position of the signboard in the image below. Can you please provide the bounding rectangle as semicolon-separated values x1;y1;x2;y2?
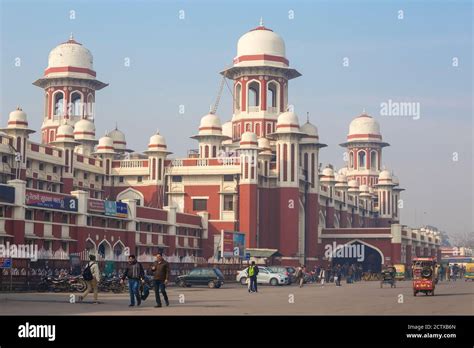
25;191;78;212
245;253;251;261
0;257;12;269
0;185;15;204
104;201;128;218
88;199;105;212
89;200;128;218
220;230;246;258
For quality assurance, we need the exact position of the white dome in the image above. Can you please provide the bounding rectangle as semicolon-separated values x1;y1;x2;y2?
276;111;300;133
359;184;369;192
300;122;318;137
55;122;75;142
258;137;271;152
348;179;359;188
240;131;258;148
336;173;347;182
235;25;286;68
378;170;394;185
338;167;348;176
348;113;381;141
74;118;96;141
322;167;335;177
147;132;168;152
7;107;29;128
198;113;222;136
107;128;126;150
46;36;94;78
96;136;115;154
222;121;232;138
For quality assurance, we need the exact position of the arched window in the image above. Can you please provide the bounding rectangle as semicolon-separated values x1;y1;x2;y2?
267;82;278;110
358;151;366;169
370;151;377;170
53;92;64;116
245;123;251;132
266;123;272;135
70;91;82;116
235;83;242;111
255;123;261;136
349;151;354;168
248;81;260;108
86;94;94;118
205;145;209;158
212;146;217;158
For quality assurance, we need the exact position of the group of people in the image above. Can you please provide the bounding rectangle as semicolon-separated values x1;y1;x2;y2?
294;263;364;288
78;252;170;308
438;264;465;282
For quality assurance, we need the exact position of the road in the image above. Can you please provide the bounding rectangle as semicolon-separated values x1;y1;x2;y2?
0;280;472;315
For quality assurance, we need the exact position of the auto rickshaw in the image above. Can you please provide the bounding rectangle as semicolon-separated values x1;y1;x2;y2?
465;263;474;281
412;257;436;296
380;266;396;288
394;264;406;281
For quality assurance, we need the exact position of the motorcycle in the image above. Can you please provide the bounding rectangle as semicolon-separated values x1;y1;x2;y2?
37;275;69;292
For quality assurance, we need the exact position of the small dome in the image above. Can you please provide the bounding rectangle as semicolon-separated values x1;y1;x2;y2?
95;135;115;154
359;184;369;192
378;170;394;185
235;23;286;68
7;107;29;129
348;179;359;188
222;121;232;138
147;131;168;152
338;167;348;176
107;128;126;150
55;122;75;142
392;175;399;185
258;137;271;153
276;111;300;133
336;173;347;182
198;113;222;136
300;121;319;144
320;166;335;183
348;113;381;142
74;118;96;141
46;36;94;79
240;131;258;148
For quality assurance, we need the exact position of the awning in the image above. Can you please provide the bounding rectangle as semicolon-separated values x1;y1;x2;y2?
246;248;282;258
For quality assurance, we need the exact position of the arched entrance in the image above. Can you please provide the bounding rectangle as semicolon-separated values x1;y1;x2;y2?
97;240;113;260
331;240;383;273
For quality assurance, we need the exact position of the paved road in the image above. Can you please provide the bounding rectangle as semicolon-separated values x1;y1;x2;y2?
0;280;472;315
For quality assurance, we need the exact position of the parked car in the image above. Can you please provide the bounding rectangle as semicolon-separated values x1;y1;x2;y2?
176;267;225;288
236;266;288;286
267;266;296;284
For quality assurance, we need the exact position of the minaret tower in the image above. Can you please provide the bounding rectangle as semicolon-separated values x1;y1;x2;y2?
221;20;301;142
33;34;108;144
340;112;389;188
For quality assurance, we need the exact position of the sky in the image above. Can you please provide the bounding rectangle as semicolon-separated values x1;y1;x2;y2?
0;0;472;240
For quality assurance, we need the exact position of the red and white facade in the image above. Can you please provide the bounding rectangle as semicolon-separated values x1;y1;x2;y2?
0;25;440;268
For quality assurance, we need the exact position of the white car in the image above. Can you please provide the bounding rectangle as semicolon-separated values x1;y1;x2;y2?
236;266;288;286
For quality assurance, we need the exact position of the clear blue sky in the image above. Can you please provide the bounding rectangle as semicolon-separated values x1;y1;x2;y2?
0;0;472;239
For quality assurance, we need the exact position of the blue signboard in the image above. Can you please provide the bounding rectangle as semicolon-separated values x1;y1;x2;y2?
0;258;12;269
245;253;251;260
26;191;78;212
0;185;15;204
104;200;128;218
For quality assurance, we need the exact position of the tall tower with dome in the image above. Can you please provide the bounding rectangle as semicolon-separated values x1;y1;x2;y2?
221;20;301;142
33;35;108;145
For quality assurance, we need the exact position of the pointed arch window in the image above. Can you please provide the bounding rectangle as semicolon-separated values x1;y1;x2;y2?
358;151;366;169
70;91;82;116
267;81;278;110
53;92;64;116
235;83;242;111
370;151;377;170
248;81;260;108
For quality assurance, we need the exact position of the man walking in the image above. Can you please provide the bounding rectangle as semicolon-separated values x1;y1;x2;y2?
296;265;306;288
247;261;259;293
150;252;170;307
79;254;100;304
121;255;145;307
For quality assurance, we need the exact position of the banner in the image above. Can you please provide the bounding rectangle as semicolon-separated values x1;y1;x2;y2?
0;185;14;204
88;199;105;212
220;230;245;258
104;200;128;218
25;191;78;212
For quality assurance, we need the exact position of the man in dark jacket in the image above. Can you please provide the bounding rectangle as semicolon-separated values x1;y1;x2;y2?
150;252;170;307
247;261;259;293
121;255;144;307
